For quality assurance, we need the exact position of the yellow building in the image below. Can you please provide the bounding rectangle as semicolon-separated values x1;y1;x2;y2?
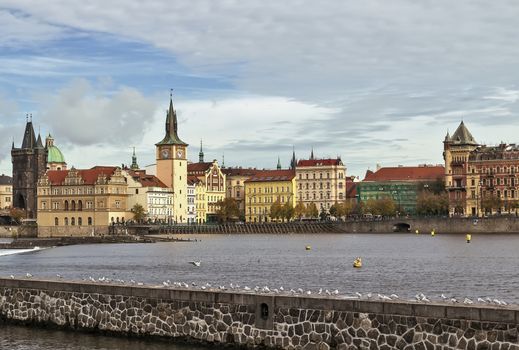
0;174;12;209
295;156;347;214
188;159;226;222
36;166;128;236
188;175;207;223
155;95;188;223
244;169;296;223
223;167;258;219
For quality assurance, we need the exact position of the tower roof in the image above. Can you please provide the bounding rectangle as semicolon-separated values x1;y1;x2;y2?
21;121;36;149
47;145;66;164
156;94;188;146
449;121;477;145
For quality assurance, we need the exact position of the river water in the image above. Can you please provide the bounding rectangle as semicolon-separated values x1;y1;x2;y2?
0;233;518;349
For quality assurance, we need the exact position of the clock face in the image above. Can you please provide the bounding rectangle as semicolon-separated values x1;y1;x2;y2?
161;148;170;159
177;149;184;158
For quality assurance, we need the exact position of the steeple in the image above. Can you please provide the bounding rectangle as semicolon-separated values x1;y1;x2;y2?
444;130;450;142
155;91;188;146
222;153;225;168
290;146;296;170
277;156;282;170
35;132;44;149
45;134;54;148
451;121;477;145
310;147;314;160
21;117;37;149
130;147;139;170
199;139;204;163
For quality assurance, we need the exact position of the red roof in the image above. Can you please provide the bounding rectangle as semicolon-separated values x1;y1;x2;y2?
363;166;445;182
187;175;203;185
345;177;357;198
222;167;259;176
46;166;118;185
297;158;343;167
128;170;167;188
187;162;213;174
245;169;295;183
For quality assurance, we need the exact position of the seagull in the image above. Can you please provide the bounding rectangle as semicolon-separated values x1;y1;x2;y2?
306;290;312;295
88;276;95;282
332;289;339;295
450;298;458;303
9;275;15;279
378;294;391;301
290;289;296;294
390;294;399;300
129;279;136;284
318;288;323;295
56;274;62;279
440;294;447;300
366;292;373;299
25;273;33;278
355;292;362;298
279;286;284;291
244;286;251;291
273;288;279;293
422;296;431;302
189;260;201;267
297;288;304;294
477;297;486;303
137;282;144;286
463;298;473;305
325;289;331;295
162;281;170;287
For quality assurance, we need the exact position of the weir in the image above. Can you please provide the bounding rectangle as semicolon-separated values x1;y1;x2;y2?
0;279;518;349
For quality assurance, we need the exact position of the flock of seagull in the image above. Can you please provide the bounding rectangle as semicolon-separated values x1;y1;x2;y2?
9;273;510;307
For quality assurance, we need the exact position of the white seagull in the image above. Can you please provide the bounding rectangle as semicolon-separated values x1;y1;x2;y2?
189;260;201;267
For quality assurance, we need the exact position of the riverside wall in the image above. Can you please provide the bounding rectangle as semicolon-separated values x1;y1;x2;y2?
1;279;519;350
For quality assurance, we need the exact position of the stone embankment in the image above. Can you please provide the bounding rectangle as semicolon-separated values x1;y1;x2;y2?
1;278;518;350
0;236;153;249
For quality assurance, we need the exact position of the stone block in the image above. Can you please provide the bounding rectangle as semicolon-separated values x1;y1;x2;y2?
446;305;480;320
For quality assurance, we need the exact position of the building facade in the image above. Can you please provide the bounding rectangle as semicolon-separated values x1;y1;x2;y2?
37;166;128;234
223;167;259;219
444;121;519;216
358;165;445;214
0;174;12;209
295;158;346;214
244;169;296;223
155;95;188;223
187;178;196;224
188;160;226;222
124;169;173;223
11;119;47;218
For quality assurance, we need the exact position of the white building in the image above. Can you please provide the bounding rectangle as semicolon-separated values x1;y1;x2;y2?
123;169;173;223
187;178;196;224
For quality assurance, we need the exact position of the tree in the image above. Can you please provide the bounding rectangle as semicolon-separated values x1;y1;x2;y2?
281;201;294;222
306;203;319;218
329;203;339;218
294;201;306;220
481;194;502;215
216;198;241;222
269;200;283;222
364;197;397;217
131;204;146;223
9;208;26;224
416;191;449;216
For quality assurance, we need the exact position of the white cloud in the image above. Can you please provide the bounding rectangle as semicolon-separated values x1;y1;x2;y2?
36;79;157;146
0;9;64;46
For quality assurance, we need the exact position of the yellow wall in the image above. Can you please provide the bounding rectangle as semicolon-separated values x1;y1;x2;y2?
244;179;296;223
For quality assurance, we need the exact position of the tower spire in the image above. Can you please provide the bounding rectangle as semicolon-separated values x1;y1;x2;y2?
290;146;296;170
310;147;314;160
130;147;139;170
155;90;188;146
277;156;282;170
199;139;204;163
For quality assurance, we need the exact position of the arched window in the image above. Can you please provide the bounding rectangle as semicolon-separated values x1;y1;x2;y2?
54;217;59;226
64;217;69;226
88;217;92;225
71;200;76;211
78;217;82;226
64;200;69;211
78;200;83;211
71;217;75;226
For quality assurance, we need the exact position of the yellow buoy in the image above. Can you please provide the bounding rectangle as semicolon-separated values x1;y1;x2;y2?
353;257;362;268
415;229;419;234
466;234;471;243
305;245;311;250
431;230;435;237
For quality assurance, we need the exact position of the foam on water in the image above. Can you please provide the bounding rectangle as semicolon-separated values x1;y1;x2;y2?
0;247;46;257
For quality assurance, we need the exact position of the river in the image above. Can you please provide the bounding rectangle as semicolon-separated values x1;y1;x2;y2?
0;233;517;349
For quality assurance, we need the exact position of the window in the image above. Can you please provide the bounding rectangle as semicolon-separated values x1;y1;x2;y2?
115;200;121;209
71;201;76;211
64;200;69;211
54;217;59;226
78;217;82;226
78;200;83;211
64;217;69;226
41;201;47;210
71;217;75;226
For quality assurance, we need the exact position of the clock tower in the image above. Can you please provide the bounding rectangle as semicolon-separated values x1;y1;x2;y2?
155;93;188;223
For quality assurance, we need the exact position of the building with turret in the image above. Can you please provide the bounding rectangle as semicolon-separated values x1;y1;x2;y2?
11;118;48;218
444;121;519;216
155;94;188;223
45;134;67;171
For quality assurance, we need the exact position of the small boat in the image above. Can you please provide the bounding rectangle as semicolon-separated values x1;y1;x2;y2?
189;260;201;267
353;257;362;268
305;245;311;251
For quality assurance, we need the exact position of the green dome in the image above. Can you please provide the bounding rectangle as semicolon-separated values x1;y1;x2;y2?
47;145;65;164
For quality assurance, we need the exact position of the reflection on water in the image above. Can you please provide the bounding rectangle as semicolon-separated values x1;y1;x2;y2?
0;324;207;350
0;233;517;302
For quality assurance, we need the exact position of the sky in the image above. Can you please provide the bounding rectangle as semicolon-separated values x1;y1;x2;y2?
1;1;519;178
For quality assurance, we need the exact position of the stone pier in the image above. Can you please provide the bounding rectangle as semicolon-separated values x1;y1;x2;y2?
0;278;518;349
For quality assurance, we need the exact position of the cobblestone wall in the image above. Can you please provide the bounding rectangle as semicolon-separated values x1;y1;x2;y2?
0;279;518;350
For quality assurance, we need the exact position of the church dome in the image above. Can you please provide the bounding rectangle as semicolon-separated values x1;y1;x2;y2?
48;145;66;164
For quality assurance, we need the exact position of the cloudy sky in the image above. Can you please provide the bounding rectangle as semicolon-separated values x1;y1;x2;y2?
1;1;519;177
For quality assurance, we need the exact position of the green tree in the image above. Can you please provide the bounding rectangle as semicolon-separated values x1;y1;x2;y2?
416;191;449;215
364;197;397;217
294;201;306;220
481;194;502;215
9;207;26;224
282;202;294;222
269;199;283;222
329;203;339;218
216;198;241;222
131;204;146;223
306;203;319;218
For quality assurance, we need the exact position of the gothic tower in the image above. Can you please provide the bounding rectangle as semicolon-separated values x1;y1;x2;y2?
11;116;47;219
155;93;188;223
